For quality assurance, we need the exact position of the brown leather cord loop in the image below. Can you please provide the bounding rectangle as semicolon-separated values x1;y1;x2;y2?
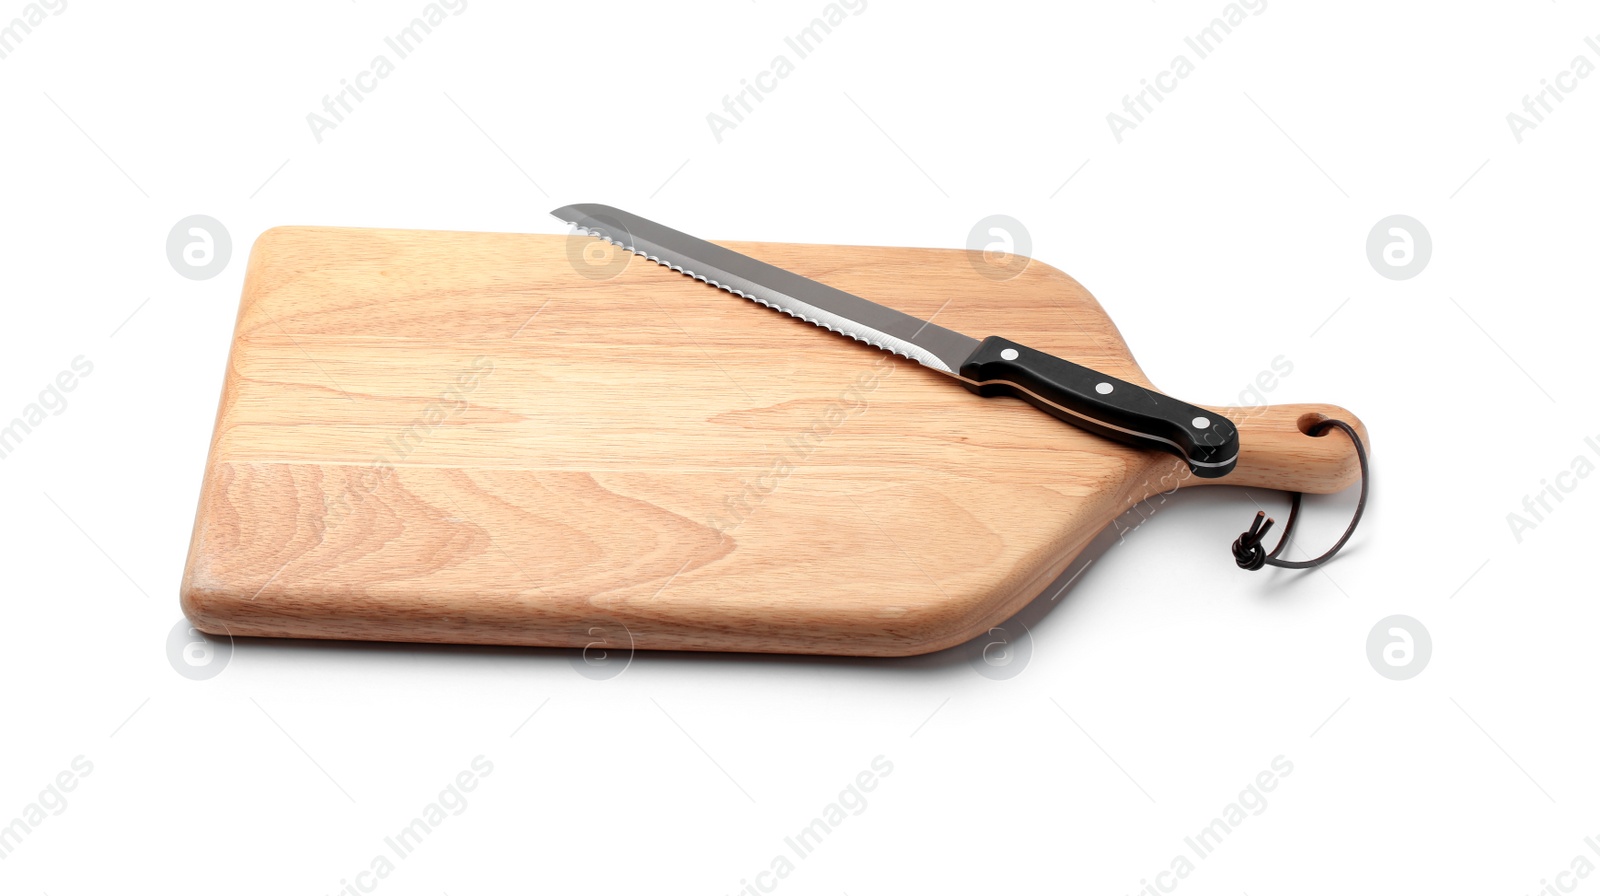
1232;419;1368;571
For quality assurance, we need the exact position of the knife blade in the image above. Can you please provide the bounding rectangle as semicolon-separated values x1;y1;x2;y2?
551;203;1238;478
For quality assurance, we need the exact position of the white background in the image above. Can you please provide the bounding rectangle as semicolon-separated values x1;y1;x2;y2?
3;1;1597;893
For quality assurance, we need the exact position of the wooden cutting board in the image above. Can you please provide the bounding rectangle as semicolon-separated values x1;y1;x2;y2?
180;226;1365;656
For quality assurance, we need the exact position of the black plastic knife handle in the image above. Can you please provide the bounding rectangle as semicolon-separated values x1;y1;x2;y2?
957;336;1239;478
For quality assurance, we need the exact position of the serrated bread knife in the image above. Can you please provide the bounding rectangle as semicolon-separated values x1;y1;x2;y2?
552;204;1239;478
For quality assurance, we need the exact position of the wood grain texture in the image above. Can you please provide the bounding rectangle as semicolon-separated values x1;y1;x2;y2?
180;227;1367;656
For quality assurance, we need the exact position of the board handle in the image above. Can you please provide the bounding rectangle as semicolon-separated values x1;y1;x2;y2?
1181;403;1368;494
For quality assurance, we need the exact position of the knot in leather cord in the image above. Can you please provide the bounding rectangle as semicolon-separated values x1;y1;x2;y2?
1233;418;1368;572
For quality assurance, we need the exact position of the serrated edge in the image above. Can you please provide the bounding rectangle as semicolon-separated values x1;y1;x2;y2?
563;221;952;373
